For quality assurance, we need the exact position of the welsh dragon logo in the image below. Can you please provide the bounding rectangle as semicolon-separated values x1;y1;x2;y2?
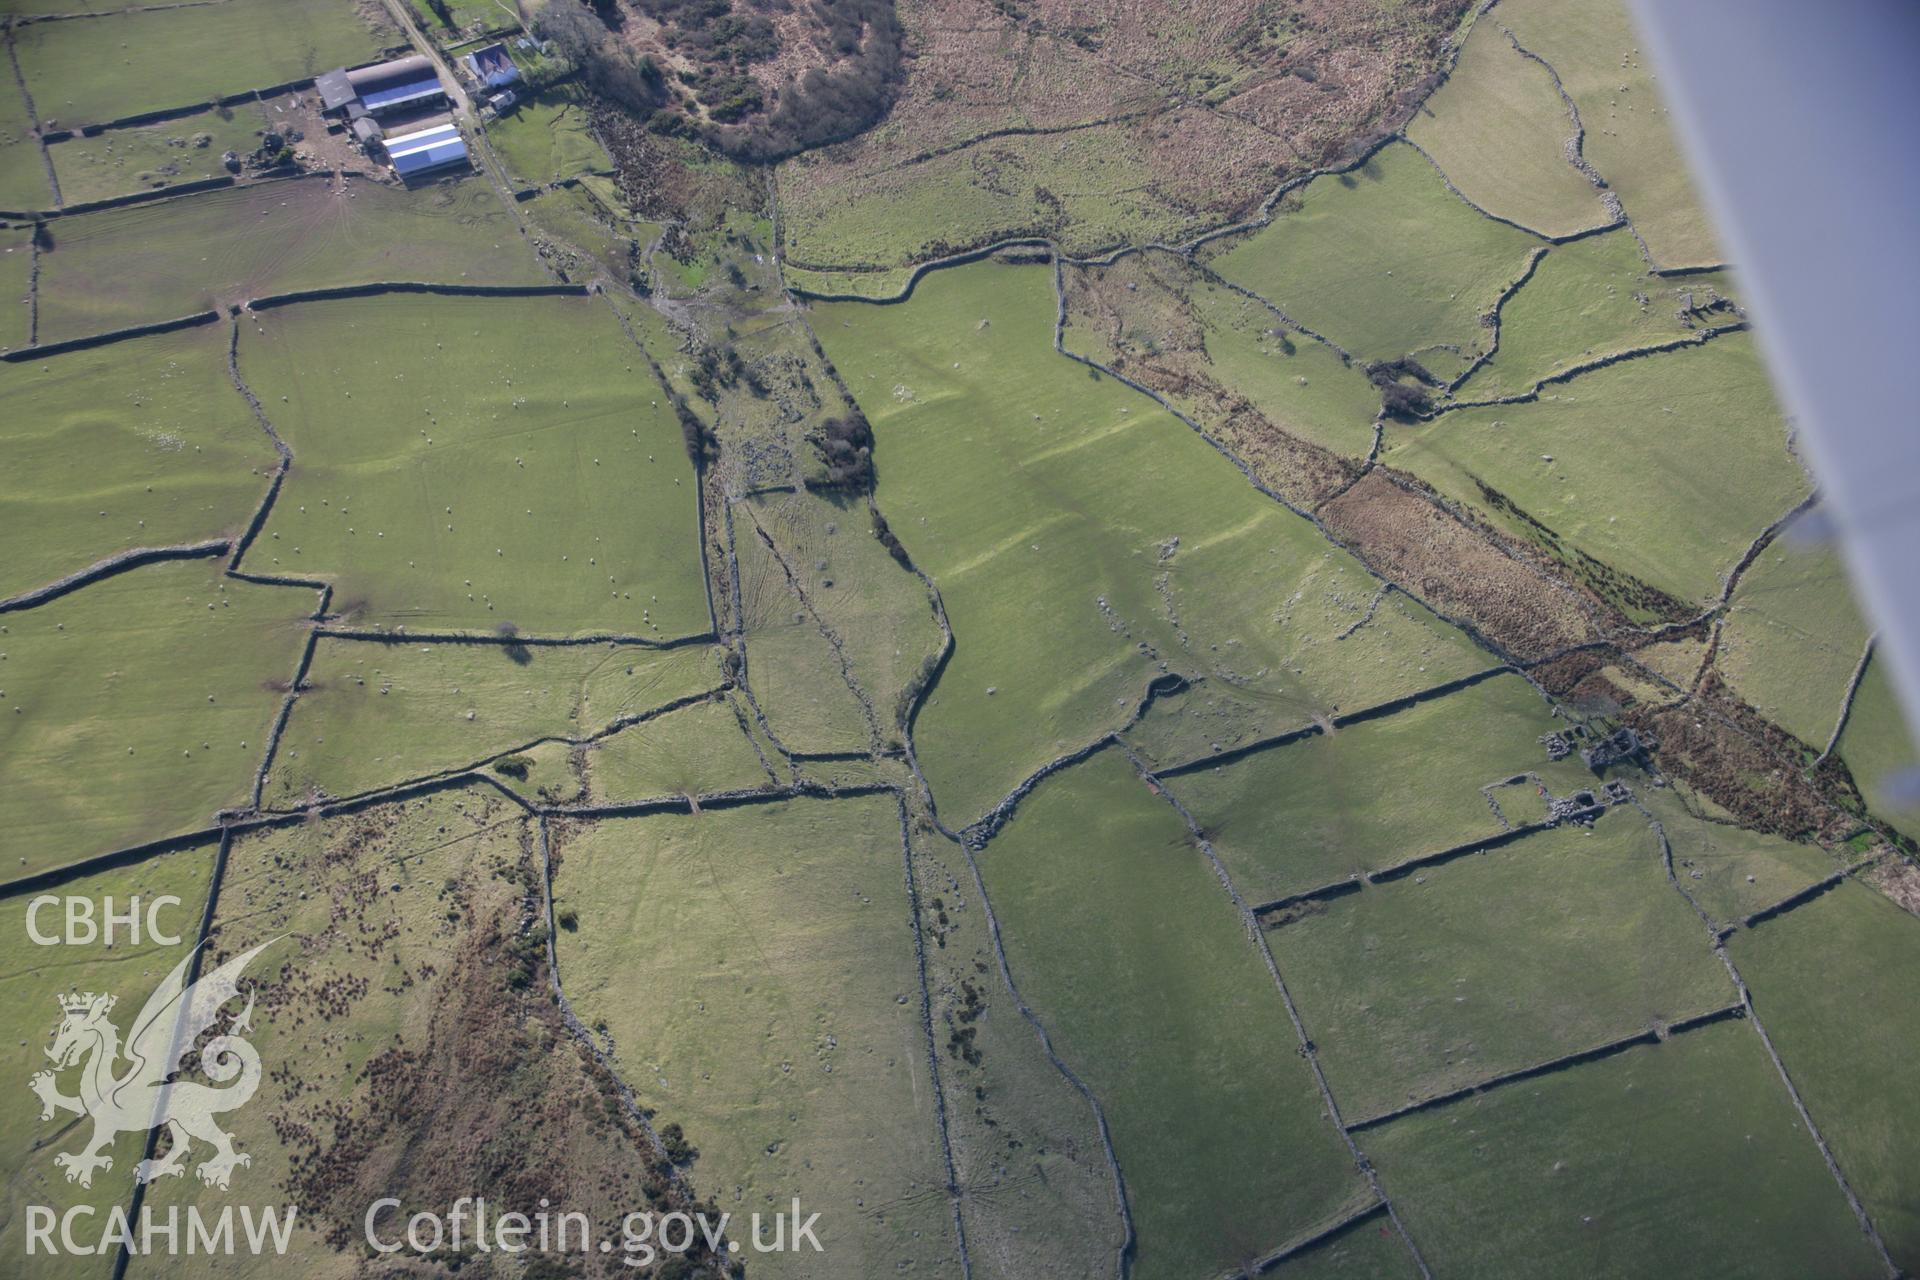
29;941;273;1191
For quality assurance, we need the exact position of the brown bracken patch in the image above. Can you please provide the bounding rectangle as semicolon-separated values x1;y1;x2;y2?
1623;675;1861;843
1318;471;1604;662
1866;857;1920;917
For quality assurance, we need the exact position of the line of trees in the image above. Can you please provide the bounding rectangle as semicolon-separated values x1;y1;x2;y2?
535;2;671;117
807;411;875;492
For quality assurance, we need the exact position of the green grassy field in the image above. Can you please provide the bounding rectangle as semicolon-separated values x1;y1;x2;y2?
1387;332;1809;605
0;321;276;601
1644;787;1838;926
1274;1218;1419;1278
582;693;773;799
551;795;965;1278
1270;811;1734;1119
1719;538;1874;748
1273;1215;1419;1278
1455;230;1740;400
1366;1017;1882;1277
781;263;917;301
1836;653;1920;840
522;180;638;281
1184;278;1384;459
1163;673;1594;904
1210;142;1541;368
0;78;52;214
14;0;385;127
0;228;28;351
488;734;585;804
1499;0;1722;269
0;847;214;1280
238;293;711;638
815;260;1486;825
734;505;875;755
1403;16;1605;238
486;82;605;188
743;489;944;749
47;104;268;206
1734;879;1920;1273
1059;255;1382;463
34;176;546;342
0;561;307;876
264;636;722;806
411;0;510;35
977;751;1371;1280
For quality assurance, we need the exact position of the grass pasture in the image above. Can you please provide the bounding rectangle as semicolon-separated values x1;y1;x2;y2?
1210;141;1541;367
1646;788;1837;926
1161;672;1593;905
743;489;945;748
1718;537;1874;748
1403;17;1605;238
550;795;964;1278
1269;811;1734;1119
1366;1017;1882;1277
264;636;722;806
781;263;917;302
486;81;605;187
0;320;276;601
1271;1213;1418;1279
47;103;269;206
1498;0;1722;269
410;0;507;35
1836;653;1920;840
0;847;214;1280
977;751;1371;1279
523;180;640;282
0;228;27;351
1183;279;1383;460
33;175;546;342
0;76;52;214
0;561;308;876
582;693;773;800
1057;256;1383;464
1455;230;1740;400
13;0;386;128
1734;879;1920;1272
779;120;1198;269
239;293;711;638
487;735;585;805
814;261;1485;825
1388;332;1808;606
734;505;874;755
